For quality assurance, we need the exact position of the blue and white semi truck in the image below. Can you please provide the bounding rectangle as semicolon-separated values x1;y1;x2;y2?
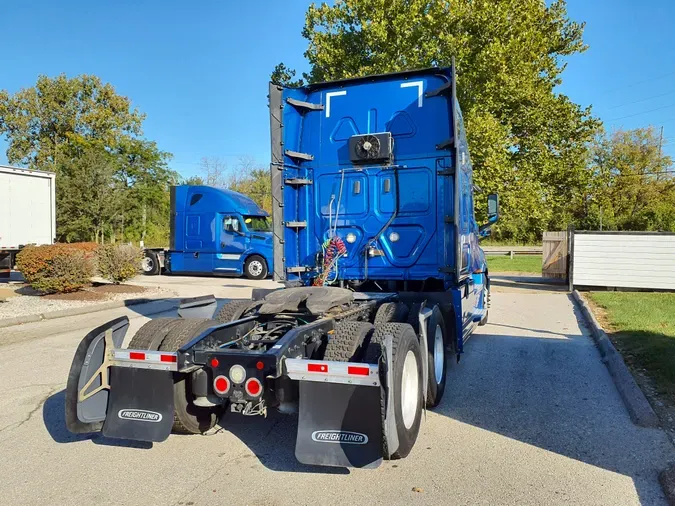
141;185;274;280
65;64;498;468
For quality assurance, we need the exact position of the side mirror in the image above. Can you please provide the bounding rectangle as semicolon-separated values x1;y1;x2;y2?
487;193;499;224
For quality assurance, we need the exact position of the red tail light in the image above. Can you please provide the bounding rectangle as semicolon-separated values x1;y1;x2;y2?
213;375;230;396
161;354;177;363
308;363;328;373
129;352;145;361
347;366;370;376
245;378;263;397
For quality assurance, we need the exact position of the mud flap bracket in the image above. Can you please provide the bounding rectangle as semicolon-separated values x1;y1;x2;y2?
65;317;129;434
417;307;433;408
382;333;399;458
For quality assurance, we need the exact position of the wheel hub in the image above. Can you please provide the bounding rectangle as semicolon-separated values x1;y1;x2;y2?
433;324;444;384
401;350;420;430
142;257;154;272
249;261;263;276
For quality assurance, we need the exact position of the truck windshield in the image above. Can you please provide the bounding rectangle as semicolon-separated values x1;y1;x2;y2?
244;215;271;232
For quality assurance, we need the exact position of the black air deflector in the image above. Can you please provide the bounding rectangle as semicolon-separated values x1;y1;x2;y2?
349;132;393;164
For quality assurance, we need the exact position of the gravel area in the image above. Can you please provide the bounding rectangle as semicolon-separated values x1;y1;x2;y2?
0;286;175;320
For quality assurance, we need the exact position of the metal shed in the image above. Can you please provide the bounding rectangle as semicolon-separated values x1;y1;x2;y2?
569;231;675;291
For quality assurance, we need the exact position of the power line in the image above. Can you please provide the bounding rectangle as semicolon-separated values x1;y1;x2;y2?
606;89;675;110
601;69;675;94
608;103;675;122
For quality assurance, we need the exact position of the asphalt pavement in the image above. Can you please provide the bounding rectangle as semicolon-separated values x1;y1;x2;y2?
0;275;673;505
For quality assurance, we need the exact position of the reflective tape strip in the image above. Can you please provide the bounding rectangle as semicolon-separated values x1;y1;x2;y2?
285;359;380;387
216;254;241;261
112;349;178;372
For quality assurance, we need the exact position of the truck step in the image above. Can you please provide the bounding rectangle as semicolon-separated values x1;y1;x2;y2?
286;266;311;274
286;97;324;112
284;178;313;186
285;221;307;228
285;150;314;162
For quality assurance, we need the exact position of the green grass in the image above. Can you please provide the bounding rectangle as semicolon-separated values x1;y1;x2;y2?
588;292;675;397
486;255;541;274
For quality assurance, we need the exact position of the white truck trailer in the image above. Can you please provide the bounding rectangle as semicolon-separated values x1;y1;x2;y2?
0;165;56;278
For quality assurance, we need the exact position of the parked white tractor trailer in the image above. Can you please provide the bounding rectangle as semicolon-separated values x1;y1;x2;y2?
0;165;56;278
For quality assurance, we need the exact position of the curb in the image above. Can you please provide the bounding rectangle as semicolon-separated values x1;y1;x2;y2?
571;290;660;428
660;465;675;506
0;296;178;329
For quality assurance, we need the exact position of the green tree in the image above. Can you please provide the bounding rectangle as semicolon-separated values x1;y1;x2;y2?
0;74;143;169
579;128;675;232
0;74;176;244
270;63;304;87
227;157;272;213
183;175;205;185
55;144;124;242
273;0;600;241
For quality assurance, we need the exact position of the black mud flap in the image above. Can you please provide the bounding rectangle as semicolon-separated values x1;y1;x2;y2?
102;367;174;442
295;382;384;469
65;317;129;434
178;294;217;319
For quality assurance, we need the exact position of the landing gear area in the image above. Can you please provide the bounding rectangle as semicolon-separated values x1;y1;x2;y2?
65;285;472;468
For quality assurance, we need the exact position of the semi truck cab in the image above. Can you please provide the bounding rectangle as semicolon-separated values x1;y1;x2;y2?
143;185;274;279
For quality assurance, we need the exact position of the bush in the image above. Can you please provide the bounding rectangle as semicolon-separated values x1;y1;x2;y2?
16;244;95;294
97;244;142;283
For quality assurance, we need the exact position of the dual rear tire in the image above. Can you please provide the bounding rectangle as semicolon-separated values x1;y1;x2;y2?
360;303;449;459
365;323;424;459
130;318;224;434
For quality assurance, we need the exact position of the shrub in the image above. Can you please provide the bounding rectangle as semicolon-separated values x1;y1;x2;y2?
97;244;142;283
16;244;95;294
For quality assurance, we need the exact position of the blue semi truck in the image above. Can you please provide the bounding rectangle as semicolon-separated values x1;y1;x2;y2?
141;185;274;280
65;64;498;468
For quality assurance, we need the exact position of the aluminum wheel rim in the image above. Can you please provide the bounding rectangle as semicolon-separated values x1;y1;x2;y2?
142;257;154;272
401;350;419;430
249;260;263;276
434;324;444;385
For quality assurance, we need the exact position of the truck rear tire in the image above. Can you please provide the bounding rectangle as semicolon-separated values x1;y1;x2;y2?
364;323;423;459
373;302;409;326
128;318;183;350
159;319;225;435
214;300;254;323
323;321;374;362
141;250;160;275
244;255;268;280
425;306;447;408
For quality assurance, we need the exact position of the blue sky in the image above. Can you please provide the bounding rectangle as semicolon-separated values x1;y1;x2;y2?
1;0;674;177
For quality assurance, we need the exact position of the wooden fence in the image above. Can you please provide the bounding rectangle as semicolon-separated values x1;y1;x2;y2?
542;231;568;280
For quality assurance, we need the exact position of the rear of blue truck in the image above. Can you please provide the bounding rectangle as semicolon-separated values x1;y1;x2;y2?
64;65;497;470
270;66;493;347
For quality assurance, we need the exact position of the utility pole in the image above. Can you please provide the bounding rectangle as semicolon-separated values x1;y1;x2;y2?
658;125;664;159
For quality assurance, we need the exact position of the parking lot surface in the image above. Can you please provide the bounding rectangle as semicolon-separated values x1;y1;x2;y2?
0;276;672;505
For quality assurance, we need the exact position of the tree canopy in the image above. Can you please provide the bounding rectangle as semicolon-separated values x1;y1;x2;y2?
0;74;177;245
272;0;611;240
577;127;674;232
